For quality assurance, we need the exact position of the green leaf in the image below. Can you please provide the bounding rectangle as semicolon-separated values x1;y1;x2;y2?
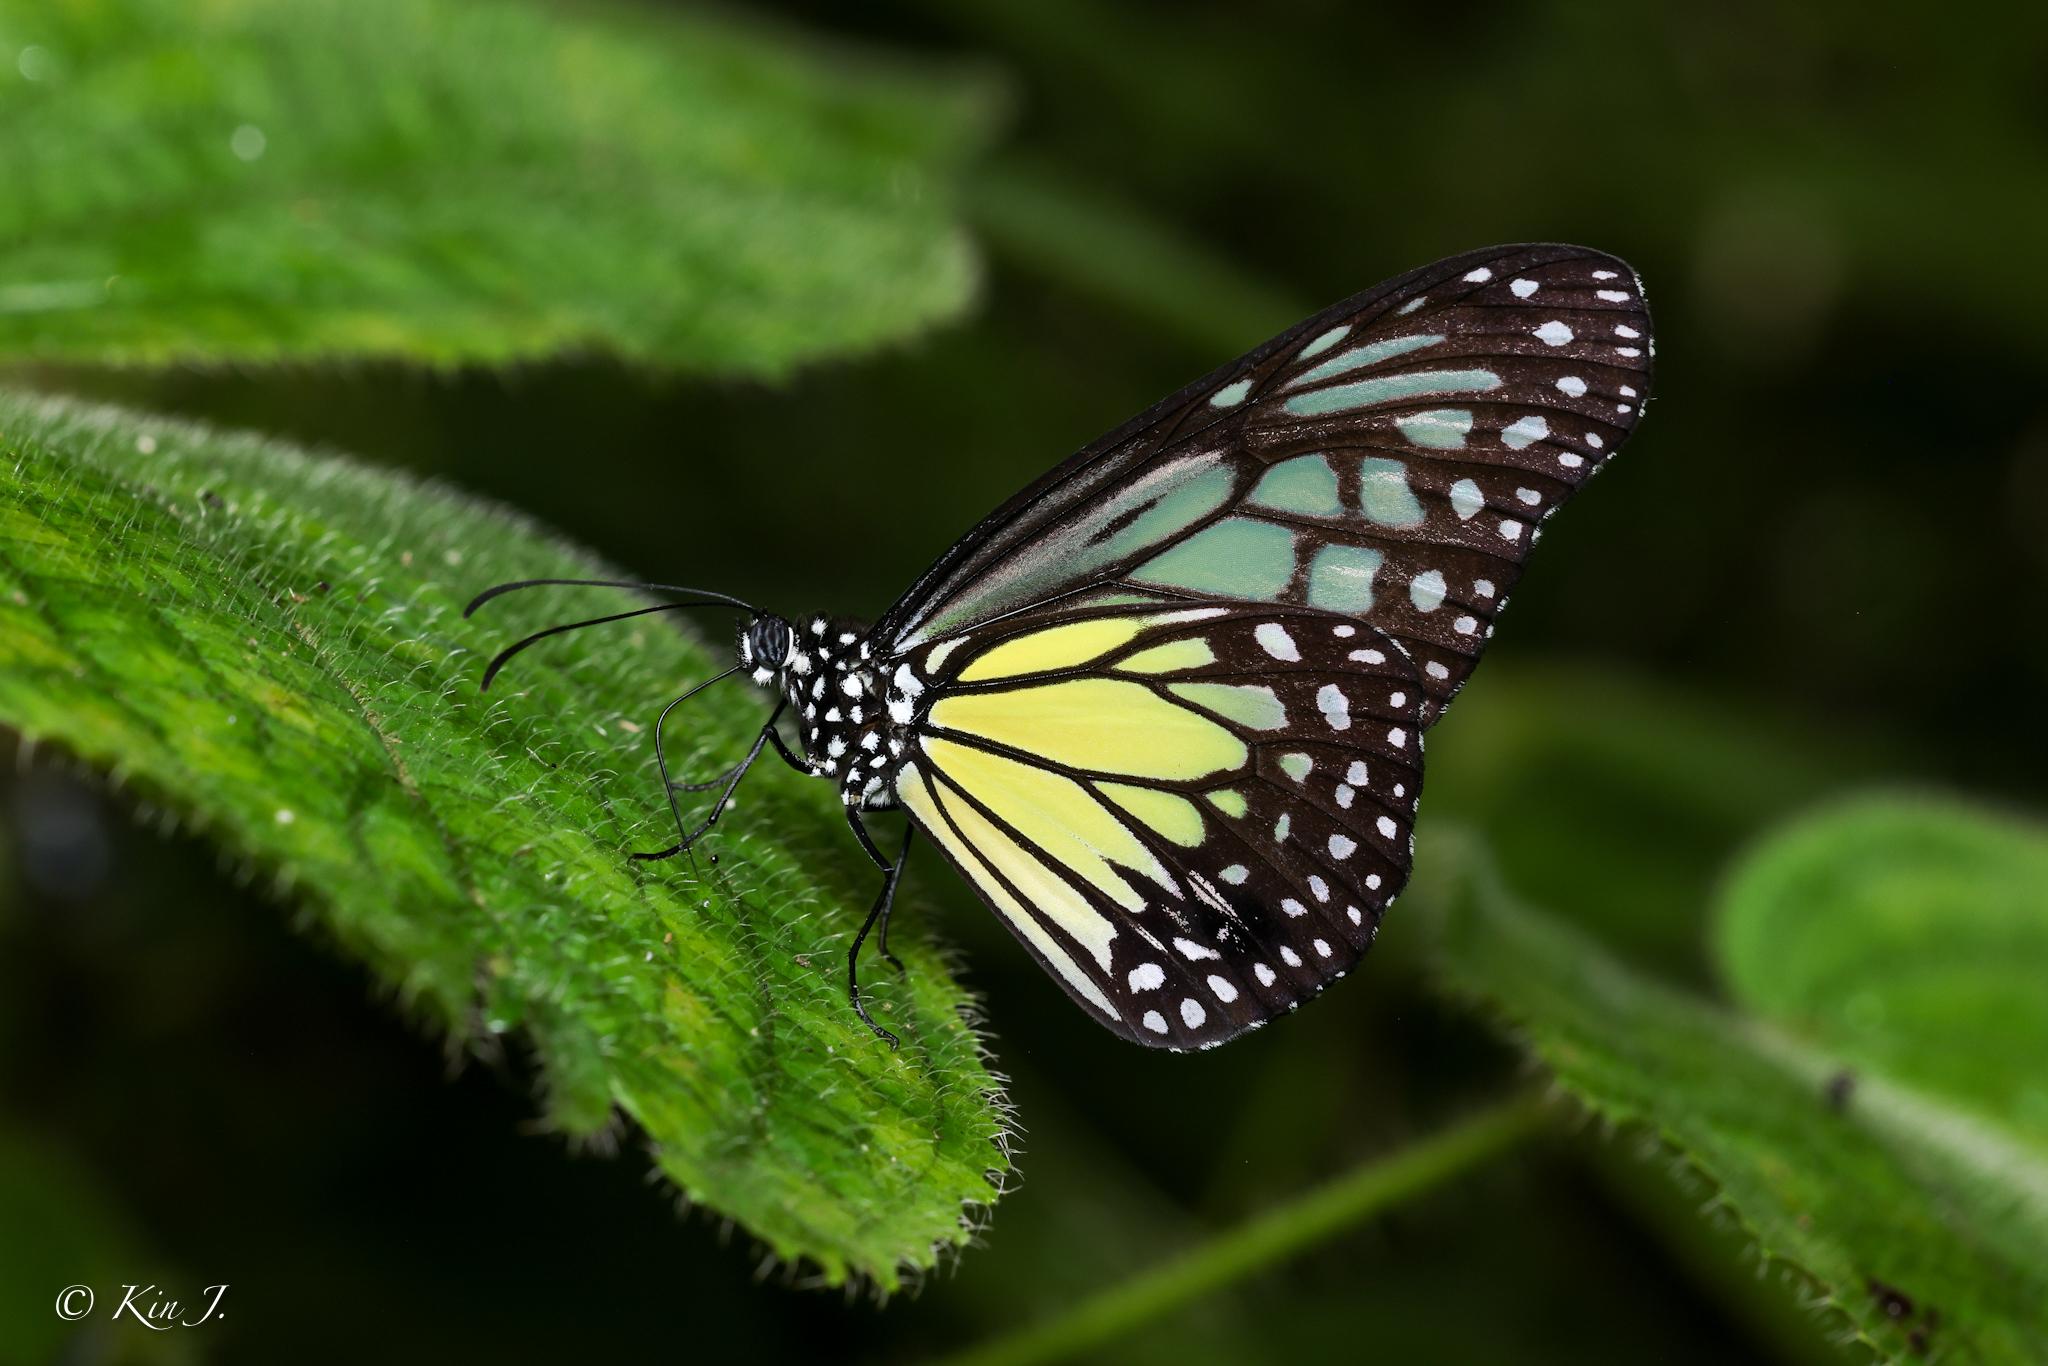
0;389;1009;1289
0;0;994;374
1718;794;2048;1154
1412;826;2048;1364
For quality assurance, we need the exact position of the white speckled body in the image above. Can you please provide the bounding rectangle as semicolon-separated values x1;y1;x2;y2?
742;614;919;809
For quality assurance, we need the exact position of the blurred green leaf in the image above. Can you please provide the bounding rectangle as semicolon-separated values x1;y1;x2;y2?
1718;795;2048;1153
0;391;1008;1289
968;157;1302;357
1425;666;1890;980
0;0;993;373
1413;826;2048;1364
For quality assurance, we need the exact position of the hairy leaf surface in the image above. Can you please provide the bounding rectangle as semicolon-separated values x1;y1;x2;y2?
0;391;1009;1288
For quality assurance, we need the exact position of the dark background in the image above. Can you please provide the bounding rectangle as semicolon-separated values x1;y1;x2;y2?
5;2;2044;1362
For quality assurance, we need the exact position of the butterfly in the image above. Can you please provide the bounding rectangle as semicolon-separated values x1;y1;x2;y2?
468;244;1654;1052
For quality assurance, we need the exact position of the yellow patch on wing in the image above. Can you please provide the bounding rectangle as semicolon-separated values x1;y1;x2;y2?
1098;782;1206;847
896;766;1121;1017
958;616;1148;682
921;737;1174;907
929;678;1247;780
1207;789;1248;818
1117;637;1217;674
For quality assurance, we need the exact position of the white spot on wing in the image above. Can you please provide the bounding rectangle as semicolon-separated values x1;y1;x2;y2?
1502;415;1550;450
1317;684;1351;731
1450;477;1484;520
1409;569;1447;612
1254;622;1301;661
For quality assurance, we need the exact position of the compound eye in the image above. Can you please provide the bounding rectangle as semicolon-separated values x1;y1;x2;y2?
750;618;794;670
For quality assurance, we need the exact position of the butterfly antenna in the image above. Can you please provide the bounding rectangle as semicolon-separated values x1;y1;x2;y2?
477;600;742;691
463;577;756;618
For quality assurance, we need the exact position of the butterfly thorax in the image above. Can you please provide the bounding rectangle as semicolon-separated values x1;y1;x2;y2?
739;613;912;809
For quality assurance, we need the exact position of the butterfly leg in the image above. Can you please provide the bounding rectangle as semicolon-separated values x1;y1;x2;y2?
761;722;812;775
668;765;745;794
845;811;916;1047
847;812;912;973
669;714;806;792
633;698;787;862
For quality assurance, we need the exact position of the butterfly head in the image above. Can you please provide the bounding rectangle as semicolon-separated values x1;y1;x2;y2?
738;613;796;686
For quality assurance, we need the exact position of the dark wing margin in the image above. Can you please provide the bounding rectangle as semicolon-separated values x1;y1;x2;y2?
878;243;1654;726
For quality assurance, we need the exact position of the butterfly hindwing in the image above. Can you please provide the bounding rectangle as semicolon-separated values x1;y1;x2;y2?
880;243;1652;725
890;603;1424;1050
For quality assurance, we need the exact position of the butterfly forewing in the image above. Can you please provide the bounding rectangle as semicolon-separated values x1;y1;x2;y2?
881;243;1652;725
891;604;1424;1049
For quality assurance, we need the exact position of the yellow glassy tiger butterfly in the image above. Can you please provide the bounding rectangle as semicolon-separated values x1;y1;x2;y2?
469;244;1654;1052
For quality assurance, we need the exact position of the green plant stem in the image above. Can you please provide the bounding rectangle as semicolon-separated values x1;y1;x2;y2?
933;1094;1551;1366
